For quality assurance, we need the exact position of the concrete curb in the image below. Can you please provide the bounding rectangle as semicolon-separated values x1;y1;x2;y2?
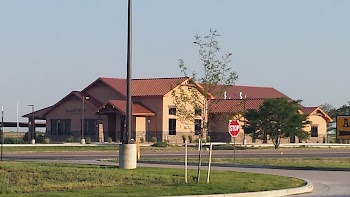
166;179;313;197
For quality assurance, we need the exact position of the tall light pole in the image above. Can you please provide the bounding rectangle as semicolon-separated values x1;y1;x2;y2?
119;0;137;169
125;0;133;144
28;104;35;144
81;96;89;144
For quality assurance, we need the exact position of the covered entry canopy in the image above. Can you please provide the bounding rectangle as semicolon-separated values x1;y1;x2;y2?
97;100;155;116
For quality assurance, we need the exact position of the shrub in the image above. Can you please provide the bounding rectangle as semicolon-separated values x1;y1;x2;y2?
151;137;157;143
152;141;169;147
107;137;113;143
22;133;29;142
182;135;187;143
66;136;76;143
139;137;145;143
206;135;211;143
86;137;91;144
4;137;25;144
43;138;50;144
36;134;45;143
188;135;193;143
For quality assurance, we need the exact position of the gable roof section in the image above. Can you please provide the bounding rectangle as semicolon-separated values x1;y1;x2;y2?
211;84;290;100
82;77;127;97
85;77;189;97
132;77;189;96
210;98;265;114
100;100;155;116
302;107;333;123
301;107;318;115
41;91;102;117
22;106;53;120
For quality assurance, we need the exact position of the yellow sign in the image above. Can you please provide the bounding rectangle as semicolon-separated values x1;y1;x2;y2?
336;116;350;139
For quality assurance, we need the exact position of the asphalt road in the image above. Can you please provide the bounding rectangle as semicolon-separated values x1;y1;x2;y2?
3;149;350;197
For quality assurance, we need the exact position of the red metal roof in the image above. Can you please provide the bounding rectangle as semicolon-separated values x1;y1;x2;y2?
301;107;318;115
132;77;188;96
96;77;189;97
108;100;155;116
22;106;53;120
210;98;265;114
210;84;290;100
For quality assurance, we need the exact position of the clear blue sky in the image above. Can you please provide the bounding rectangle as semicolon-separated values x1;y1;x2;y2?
0;0;349;122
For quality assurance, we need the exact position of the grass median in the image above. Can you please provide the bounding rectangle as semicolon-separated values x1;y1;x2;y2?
0;161;305;197
1;145;199;153
143;157;350;169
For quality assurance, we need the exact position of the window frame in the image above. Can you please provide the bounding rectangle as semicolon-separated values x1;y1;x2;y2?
169;107;176;115
194;107;202;116
311;125;318;137
194;119;202;135
50;119;71;136
168;118;176;135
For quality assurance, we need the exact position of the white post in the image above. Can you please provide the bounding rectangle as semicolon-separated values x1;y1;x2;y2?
206;142;213;183
185;139;188;183
17;100;19;144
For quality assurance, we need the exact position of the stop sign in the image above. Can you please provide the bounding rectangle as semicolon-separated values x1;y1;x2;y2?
228;120;240;137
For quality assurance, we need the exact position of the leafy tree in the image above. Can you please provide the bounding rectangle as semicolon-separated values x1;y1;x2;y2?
335;102;350;115
172;29;238;182
245;98;310;149
319;103;337;133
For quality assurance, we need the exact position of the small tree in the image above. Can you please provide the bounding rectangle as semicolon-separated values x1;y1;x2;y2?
172;29;238;182
319;103;337;135
245;98;310;149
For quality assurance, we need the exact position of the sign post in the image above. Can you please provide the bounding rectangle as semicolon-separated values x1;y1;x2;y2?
228;120;241;163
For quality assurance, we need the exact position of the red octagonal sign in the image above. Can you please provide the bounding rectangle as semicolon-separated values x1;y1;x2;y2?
228;120;240;137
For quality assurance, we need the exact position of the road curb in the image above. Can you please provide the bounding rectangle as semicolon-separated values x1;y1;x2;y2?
165;179;313;197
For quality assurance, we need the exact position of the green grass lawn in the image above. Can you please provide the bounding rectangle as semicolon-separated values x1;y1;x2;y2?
0;161;305;197
143;157;350;169
2;146;119;153
1;145;199;153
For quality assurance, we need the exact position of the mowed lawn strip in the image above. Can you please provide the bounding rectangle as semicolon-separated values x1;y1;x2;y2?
2;145;200;153
143;157;350;169
0;161;304;197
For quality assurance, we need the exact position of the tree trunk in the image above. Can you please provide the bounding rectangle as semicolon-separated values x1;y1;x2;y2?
274;137;280;149
196;134;203;183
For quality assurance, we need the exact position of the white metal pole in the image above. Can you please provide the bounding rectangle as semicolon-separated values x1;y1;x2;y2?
1;106;4;161
16;100;19;144
185;139;188;183
206;142;213;183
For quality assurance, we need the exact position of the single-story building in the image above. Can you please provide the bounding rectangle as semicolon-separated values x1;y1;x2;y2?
23;76;332;144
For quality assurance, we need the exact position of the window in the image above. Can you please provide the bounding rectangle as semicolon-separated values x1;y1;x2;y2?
195;107;202;116
311;125;318;137
51;119;71;135
169;107;176;115
84;119;98;135
169;119;176;135
195;119;202;135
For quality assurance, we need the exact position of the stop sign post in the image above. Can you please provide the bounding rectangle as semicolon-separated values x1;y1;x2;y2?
228;120;240;162
228;120;240;137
